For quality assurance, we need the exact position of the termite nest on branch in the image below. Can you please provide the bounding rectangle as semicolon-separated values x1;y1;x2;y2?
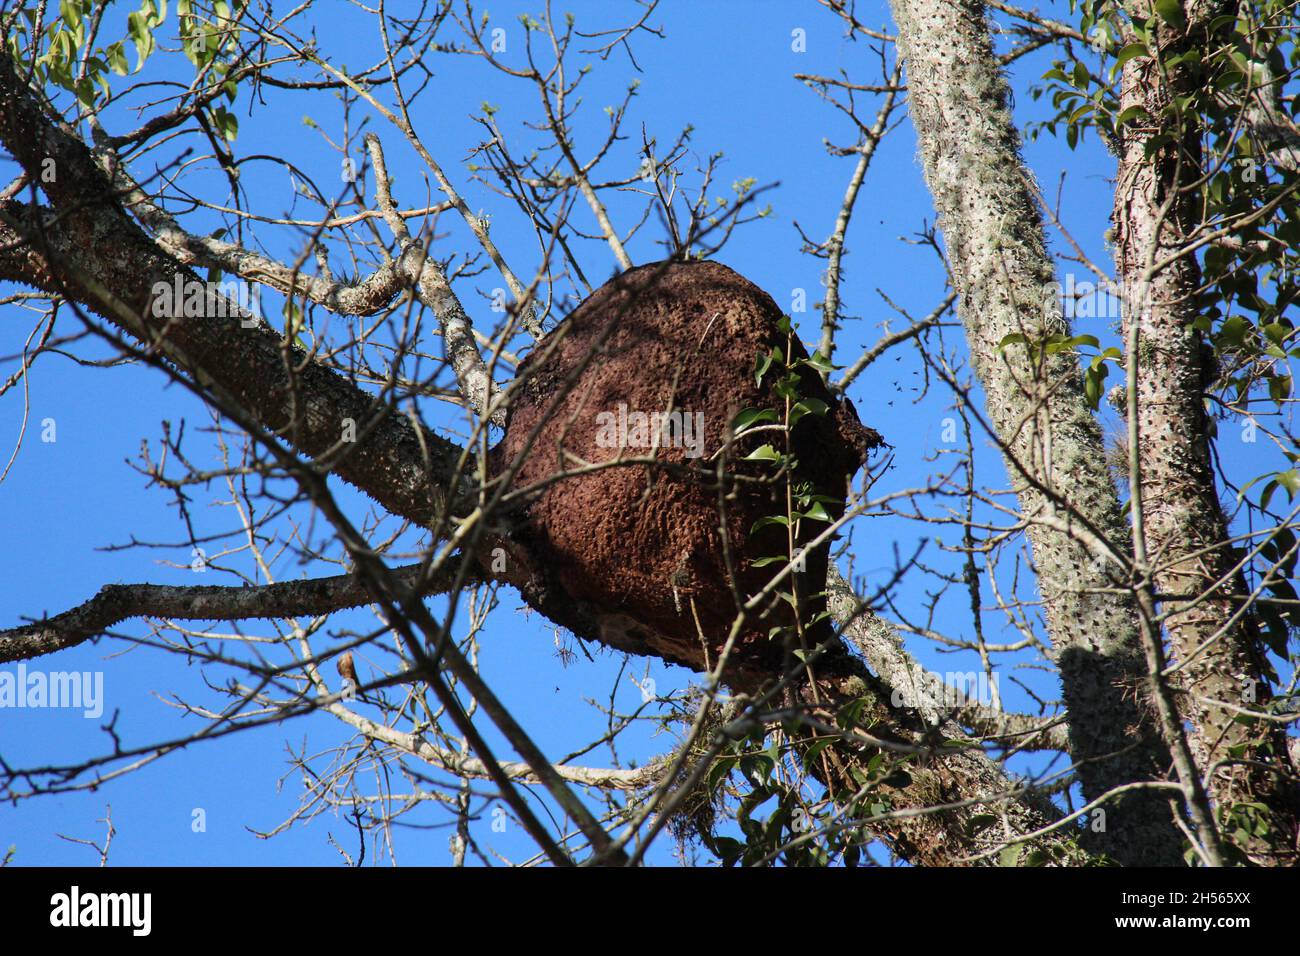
490;259;881;676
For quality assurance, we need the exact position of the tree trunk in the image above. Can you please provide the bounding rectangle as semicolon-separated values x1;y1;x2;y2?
1110;2;1300;865
887;0;1184;865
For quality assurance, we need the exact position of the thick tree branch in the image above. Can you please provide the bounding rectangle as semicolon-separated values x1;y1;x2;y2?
0;560;469;664
829;568;1070;751
0;50;474;533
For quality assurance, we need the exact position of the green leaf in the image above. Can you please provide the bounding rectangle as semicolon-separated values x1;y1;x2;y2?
750;515;790;534
1084;363;1109;410
801;737;835;770
1115;104;1149;127
706;756;736;791
1064;333;1100;351
1142;131;1174;158
774;372;803;401
1163;48;1201;70
1114;42;1149;68
126;10;156;69
211;105;238;141
1276;469;1300;499
74;76;95;107
1261;323;1290;346
802;350;835;375
836;697;868;731
1153;0;1187;30
1260;479;1279;511
105;42;129;75
743;444;781;463
60;0;83;30
797;501;834;523
789;397;828;426
732;407;777;434
1217;315;1252;349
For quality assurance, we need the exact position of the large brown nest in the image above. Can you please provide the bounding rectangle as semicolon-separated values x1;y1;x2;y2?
490;259;880;675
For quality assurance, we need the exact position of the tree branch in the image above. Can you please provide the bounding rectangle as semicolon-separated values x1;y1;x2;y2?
0;560;469;664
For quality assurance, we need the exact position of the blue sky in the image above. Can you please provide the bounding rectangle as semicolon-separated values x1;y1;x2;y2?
0;0;1287;866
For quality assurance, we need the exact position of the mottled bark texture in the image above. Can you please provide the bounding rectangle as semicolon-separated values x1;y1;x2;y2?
888;0;1183;864
1111;1;1299;864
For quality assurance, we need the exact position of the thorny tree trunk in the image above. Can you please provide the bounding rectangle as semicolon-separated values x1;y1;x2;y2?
887;0;1184;864
1111;2;1300;865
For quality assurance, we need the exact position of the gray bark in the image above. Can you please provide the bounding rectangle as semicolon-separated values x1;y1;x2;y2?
887;0;1184;864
